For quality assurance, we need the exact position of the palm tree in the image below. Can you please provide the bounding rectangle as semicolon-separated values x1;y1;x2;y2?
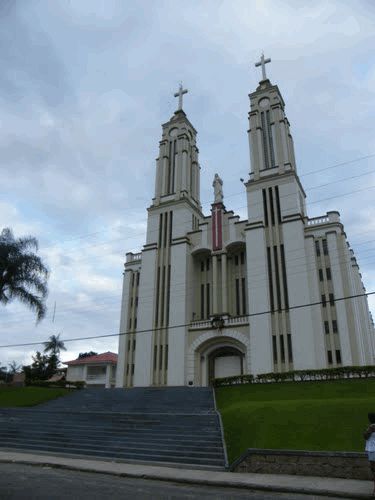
8;360;21;374
0;228;48;322
43;334;66;357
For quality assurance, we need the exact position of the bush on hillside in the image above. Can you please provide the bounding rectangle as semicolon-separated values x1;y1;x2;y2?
213;365;375;387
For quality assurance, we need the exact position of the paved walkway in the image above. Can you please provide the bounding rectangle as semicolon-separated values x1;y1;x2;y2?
0;451;373;499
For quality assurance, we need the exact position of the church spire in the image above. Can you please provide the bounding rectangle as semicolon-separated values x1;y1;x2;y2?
247;55;297;180
152;86;201;209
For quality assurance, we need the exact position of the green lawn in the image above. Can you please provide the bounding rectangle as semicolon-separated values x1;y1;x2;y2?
0;386;70;407
215;379;375;463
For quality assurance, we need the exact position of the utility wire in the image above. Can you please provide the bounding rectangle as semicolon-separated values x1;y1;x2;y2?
1;291;373;349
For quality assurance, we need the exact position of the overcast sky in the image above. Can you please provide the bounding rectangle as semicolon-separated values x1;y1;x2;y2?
1;0;374;368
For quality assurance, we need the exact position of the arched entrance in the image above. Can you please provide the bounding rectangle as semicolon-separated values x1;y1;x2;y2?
192;335;247;386
207;346;244;383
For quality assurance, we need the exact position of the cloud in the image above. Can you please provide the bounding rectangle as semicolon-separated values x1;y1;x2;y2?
0;0;374;366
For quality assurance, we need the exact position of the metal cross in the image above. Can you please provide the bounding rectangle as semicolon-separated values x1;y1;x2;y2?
174;83;188;111
255;53;271;81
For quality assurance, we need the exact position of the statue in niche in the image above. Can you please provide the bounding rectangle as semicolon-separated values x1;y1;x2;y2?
213;173;224;203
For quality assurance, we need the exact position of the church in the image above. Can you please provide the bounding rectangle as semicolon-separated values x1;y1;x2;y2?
116;55;375;388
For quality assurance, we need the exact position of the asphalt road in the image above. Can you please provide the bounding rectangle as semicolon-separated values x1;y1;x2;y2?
0;463;342;500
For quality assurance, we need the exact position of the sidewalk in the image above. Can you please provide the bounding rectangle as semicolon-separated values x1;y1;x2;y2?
0;450;373;499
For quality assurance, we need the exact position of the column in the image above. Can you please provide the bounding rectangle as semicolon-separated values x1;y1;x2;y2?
105;365;111;389
326;231;353;365
115;269;132;388
221;253;228;313
245;224;273;374
212;255;218;314
168;240;189;386
282;218;318;369
134;247;157;386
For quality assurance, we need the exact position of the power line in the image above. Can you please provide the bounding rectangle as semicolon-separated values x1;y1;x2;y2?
1;291;373;349
36;153;375;254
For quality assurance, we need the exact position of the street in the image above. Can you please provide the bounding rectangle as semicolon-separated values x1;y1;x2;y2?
0;463;342;499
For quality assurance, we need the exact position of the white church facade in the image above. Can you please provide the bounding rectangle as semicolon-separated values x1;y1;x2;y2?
116;56;375;388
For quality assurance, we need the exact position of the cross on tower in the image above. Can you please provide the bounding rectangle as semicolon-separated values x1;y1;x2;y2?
255;53;271;81
174;83;188;111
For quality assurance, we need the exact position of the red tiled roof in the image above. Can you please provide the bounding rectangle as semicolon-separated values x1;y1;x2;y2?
64;351;118;366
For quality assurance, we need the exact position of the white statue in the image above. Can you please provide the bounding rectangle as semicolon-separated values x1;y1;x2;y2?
213;173;223;203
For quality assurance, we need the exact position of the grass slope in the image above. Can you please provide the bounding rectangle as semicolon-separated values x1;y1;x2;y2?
215;379;375;463
0;386;70;407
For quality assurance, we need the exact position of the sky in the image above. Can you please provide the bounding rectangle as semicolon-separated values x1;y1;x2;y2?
1;0;375;368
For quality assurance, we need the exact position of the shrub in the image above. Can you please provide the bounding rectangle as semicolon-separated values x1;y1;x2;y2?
212;365;375;387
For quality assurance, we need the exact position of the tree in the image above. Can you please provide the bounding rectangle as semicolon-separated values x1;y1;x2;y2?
23;351;56;381
8;360;21;374
78;351;98;359
0;228;48;322
43;334;66;357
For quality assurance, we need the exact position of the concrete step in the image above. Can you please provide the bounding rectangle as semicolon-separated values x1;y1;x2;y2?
0;387;226;468
0;432;223;452
1;442;224;466
0;437;224;458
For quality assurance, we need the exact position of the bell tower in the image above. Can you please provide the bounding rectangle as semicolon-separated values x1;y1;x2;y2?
248;54;297;181
153;84;201;210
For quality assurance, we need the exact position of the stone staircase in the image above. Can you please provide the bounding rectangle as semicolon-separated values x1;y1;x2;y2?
0;387;227;469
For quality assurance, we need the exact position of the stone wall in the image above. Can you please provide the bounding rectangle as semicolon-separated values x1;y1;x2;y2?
231;449;372;480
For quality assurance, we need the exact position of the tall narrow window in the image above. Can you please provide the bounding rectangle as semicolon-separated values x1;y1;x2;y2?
273;246;281;311
272;335;278;363
267;247;274;312
315;240;321;257
241;277;247;315
235;255;239;266
235;279;240;316
206;283;210;318
154;345;157;370
166;265;171;326
332;320;338;333
327;350;333;364
280;335;285;363
159;345;163;370
261;112;270;169
269;187;275;225
319;269;324;282
169;211;173;246
262;188;269;227
321;294;326;308
167;142;172;193
240;252;245;265
324;321;329;334
200;284;204;319
158;213;163;248
171;140;176;193
266;110;275;167
136;272;140;286
163;212;168;248
155;267;160;326
287;334;293;362
206;259;210;271
329;293;334;306
280;245;289;310
335;350;342;364
322;239;328;255
201;261;204;272
160;266;166;326
326;267;332;280
275;185;282;223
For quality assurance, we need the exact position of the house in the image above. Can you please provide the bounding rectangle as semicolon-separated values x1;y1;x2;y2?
65;352;117;388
